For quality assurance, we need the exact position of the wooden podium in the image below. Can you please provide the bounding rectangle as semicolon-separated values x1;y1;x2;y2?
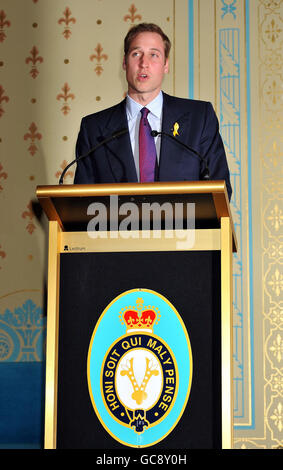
36;181;236;450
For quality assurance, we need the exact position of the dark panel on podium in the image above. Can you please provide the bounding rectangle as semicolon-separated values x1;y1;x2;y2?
49;192;219;231
56;250;221;449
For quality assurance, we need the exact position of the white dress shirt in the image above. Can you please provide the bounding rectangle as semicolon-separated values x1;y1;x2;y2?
125;91;163;181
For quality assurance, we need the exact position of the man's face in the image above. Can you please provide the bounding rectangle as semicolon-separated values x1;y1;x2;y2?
123;32;169;103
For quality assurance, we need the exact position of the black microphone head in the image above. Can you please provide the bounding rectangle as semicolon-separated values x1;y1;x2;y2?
151;130;159;137
201;168;210;180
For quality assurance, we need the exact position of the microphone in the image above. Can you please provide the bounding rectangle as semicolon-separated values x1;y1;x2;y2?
151;130;210;180
59;128;128;184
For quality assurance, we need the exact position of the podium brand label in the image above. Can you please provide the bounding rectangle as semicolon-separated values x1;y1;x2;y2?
87;289;193;448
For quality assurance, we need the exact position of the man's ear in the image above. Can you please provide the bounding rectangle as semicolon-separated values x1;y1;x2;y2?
164;58;169;74
122;55;127;70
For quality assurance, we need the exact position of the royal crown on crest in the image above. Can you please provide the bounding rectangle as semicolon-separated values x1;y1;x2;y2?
119;298;160;333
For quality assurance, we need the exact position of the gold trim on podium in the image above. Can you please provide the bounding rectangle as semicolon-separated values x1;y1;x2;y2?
37;180;228;197
44;221;61;449
221;217;234;449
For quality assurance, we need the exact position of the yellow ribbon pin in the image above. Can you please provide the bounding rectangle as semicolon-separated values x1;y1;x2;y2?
173;122;179;137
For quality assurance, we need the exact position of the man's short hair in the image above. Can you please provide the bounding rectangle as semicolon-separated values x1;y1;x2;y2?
124;23;171;59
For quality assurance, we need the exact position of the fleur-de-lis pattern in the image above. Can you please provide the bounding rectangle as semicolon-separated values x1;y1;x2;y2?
0;244;6;269
22;201;36;234
0;10;11;43
124;4;142;24
55;160;74;181
25;46;43;78
56;82;75;115
24;122;42;155
0;163;8;191
0;85;9;117
58;7;76;39
90;43;108;75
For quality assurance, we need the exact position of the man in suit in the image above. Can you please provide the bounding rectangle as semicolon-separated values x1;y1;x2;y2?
74;23;232;200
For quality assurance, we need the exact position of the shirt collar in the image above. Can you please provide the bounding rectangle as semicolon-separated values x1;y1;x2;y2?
126;91;163;120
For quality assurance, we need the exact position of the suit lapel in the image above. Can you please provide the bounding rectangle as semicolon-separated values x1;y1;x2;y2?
104;99;138;182
158;92;192;181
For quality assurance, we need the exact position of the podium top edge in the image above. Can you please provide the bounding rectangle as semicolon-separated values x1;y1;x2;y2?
36;181;227;198
36;181;237;252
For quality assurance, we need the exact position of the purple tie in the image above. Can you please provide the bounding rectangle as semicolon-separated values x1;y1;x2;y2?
139;107;157;182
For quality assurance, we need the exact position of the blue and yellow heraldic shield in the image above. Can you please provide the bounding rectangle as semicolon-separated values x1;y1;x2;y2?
87;289;193;447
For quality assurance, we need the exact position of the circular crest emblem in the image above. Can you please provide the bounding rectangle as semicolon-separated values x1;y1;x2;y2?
87;289;193;448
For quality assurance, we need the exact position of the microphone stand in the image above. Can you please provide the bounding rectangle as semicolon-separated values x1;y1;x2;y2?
59;128;128;184
151;130;210;180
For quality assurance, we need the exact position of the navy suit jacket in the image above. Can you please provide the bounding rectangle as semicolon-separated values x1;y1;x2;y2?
74;92;232;200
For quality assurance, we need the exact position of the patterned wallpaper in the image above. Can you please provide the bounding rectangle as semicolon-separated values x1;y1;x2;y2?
0;0;282;449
